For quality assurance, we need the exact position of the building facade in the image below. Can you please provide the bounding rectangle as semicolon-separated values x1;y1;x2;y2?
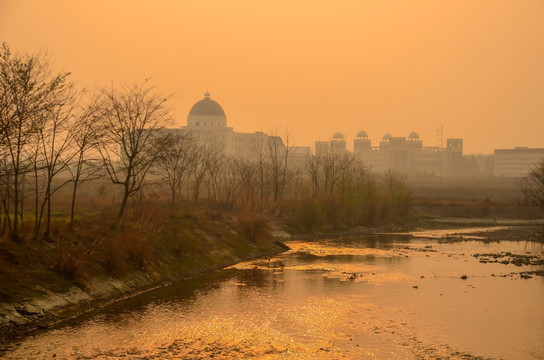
316;131;463;177
493;147;544;177
177;93;544;179
178;92;310;161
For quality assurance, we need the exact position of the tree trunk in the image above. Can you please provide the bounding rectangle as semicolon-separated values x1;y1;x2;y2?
11;170;20;242
117;185;130;225
43;185;51;241
69;179;78;232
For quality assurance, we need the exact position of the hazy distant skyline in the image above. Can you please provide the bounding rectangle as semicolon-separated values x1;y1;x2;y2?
1;0;543;154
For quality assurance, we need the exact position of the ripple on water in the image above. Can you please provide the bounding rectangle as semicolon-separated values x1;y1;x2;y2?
4;230;544;359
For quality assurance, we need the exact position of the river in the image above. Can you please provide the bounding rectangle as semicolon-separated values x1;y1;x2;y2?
3;227;544;359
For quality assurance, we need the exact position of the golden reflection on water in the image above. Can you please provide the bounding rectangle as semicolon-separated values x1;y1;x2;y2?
405;226;511;239
4;232;544;359
283;240;397;257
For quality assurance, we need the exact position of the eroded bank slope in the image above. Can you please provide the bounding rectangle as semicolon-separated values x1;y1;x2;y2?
0;208;289;343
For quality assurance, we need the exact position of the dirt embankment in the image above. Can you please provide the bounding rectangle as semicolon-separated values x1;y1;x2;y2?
0;207;289;343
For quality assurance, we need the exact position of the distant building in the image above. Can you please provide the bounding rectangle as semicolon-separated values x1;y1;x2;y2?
179;92;310;159
175;93;544;179
461;154;494;178
493;147;544;177
316;131;463;177
315;141;330;155
330;132;347;152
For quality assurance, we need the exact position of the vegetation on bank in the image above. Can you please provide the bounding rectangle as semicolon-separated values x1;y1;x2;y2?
0;199;285;304
0;44;414;304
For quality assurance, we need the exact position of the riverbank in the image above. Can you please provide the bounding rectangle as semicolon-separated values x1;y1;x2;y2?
289;217;544;243
1;212;542;347
0;206;289;344
4;224;543;359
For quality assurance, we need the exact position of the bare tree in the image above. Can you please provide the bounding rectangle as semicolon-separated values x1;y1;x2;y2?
519;160;544;211
0;151;12;236
0;43;71;241
204;147;226;202
94;82;172;223
35;83;79;240
221;157;243;204
305;153;321;194
381;169;411;218
154;132;198;205
237;157;260;201
252;133;269;201
267;131;292;203
318;148;354;195
67;96;102;230
189;145;212;204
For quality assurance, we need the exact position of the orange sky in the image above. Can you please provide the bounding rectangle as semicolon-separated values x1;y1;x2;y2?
1;0;543;154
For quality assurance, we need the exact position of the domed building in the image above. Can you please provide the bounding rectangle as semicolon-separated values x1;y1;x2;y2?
407;131;422;148
356;130;369;139
351;129;463;177
187;92;227;128
314;132;347;154
181;92;234;152
330;132;347;151
181;92;310;159
378;133;395;148
354;130;371;153
179;92;464;177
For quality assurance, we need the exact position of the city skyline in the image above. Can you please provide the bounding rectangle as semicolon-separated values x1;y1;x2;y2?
1;0;543;154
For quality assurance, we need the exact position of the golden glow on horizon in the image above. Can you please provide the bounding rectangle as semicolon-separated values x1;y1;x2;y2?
1;0;543;153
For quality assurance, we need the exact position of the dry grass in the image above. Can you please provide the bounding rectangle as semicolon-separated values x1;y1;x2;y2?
0;180;289;304
53;243;87;285
102;231;129;275
235;212;271;243
102;211;159;274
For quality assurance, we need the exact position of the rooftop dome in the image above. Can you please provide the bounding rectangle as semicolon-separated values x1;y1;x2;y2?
408;131;420;139
332;132;345;140
357;130;368;138
382;133;392;141
188;92;226;117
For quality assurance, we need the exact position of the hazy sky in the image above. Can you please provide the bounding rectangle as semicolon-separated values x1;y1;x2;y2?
1;0;543;154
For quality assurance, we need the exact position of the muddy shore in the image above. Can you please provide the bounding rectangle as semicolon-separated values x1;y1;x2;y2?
293;217;544;243
0;239;288;349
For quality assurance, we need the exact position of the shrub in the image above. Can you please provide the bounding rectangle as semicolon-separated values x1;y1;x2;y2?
128;234;153;271
54;244;87;285
102;212;157;274
289;194;323;231
235;212;271;243
103;232;128;275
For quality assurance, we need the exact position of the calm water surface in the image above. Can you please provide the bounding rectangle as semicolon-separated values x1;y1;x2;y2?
4;228;544;359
